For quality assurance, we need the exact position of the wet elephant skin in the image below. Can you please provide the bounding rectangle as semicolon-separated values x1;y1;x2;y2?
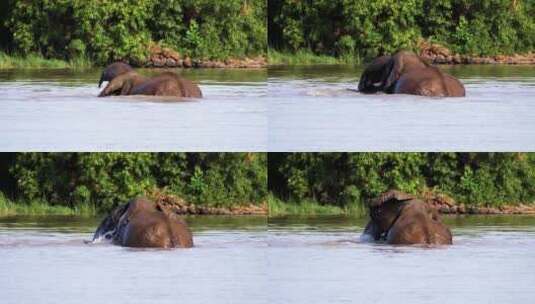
361;190;453;245
358;51;465;97
92;197;194;248
98;62;202;98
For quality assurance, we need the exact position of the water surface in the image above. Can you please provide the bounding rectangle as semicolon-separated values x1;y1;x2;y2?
0;68;266;151
268;65;535;151
2;214;534;304
0;215;267;304
267;215;535;304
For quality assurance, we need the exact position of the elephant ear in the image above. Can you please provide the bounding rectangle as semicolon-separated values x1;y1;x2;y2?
384;54;403;90
98;62;134;88
120;79;135;95
369;190;414;208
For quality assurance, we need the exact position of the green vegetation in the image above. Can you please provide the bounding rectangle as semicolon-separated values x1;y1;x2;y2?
268;194;365;216
268;49;355;65
269;0;535;62
0;52;92;69
0;193;96;216
0;153;267;215
269;153;535;214
0;0;266;67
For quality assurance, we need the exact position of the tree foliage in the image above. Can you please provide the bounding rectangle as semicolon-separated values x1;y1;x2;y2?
269;0;535;59
0;0;266;64
269;153;535;207
1;153;267;212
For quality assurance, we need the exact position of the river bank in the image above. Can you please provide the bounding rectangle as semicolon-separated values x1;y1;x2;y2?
418;40;535;65
0;51;266;70
269;45;535;66
0;192;266;217
268;190;535;217
420;191;535;215
150;191;266;216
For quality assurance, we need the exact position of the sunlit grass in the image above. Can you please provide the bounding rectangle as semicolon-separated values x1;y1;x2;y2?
0;193;96;216
0;52;93;69
268;194;366;216
268;48;360;66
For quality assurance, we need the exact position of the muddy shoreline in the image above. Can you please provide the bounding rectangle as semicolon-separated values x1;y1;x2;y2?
419;40;535;65
150;192;267;216
140;45;266;69
421;191;535;215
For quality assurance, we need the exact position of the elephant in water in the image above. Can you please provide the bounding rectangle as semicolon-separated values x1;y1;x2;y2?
92;197;194;248
98;62;202;98
361;190;452;245
358;51;465;97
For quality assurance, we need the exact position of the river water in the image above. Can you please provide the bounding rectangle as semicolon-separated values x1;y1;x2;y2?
0;215;268;304
268;65;535;151
2;215;534;304
267;215;535;304
2;65;534;151
0;68;267;151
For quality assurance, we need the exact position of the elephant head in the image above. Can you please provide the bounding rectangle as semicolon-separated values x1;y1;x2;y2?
98;62;134;88
92;197;194;248
98;71;145;97
357;55;393;94
361;190;452;245
362;190;414;241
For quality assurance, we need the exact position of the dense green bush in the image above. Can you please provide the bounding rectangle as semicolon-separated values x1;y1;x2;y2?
270;0;535;60
1;153;267;212
269;153;535;207
0;0;266;64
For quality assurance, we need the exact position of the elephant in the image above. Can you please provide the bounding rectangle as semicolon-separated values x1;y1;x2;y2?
361;190;452;245
98;62;203;98
358;51;465;97
92;197;194;248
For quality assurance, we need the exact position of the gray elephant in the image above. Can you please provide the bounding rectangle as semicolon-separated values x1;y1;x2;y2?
98;62;203;98
361;190;453;245
358;51;465;97
92;197;193;248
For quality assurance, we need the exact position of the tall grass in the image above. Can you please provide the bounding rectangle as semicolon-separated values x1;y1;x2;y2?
268;49;360;66
0;52;93;69
268;194;366;216
0;193;96;216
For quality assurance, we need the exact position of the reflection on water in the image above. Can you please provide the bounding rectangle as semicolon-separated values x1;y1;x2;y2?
268;64;535;151
0;68;267;151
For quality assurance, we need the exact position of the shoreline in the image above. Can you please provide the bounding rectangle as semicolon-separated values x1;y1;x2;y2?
151;192;267;216
144;46;266;68
268;48;535;66
421;191;535;215
418;40;535;65
0;51;267;70
267;192;535;217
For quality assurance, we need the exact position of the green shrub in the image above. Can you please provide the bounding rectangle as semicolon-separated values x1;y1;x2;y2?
2;153;267;213
270;0;535;59
270;153;535;208
0;0;266;65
